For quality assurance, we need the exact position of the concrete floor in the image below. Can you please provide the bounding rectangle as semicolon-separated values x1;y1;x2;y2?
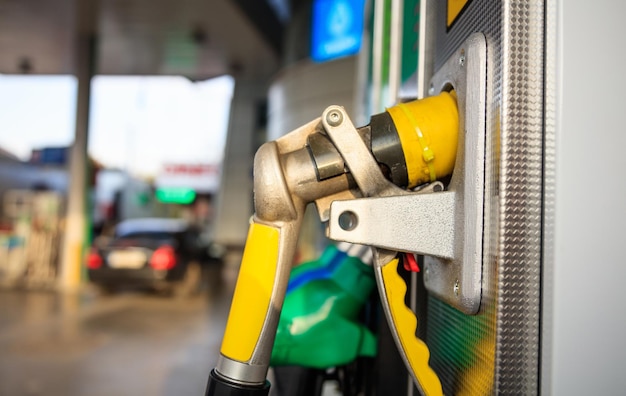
0;263;239;396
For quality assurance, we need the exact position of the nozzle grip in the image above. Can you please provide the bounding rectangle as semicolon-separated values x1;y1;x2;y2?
376;258;443;396
217;219;301;386
220;222;280;362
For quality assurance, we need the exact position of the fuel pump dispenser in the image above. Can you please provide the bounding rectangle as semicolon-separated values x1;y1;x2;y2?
206;32;487;396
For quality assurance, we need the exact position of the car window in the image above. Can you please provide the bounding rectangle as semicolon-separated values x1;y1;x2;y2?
182;230;203;251
113;232;179;248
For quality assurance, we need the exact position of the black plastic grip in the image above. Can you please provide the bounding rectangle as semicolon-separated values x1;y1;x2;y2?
205;370;270;396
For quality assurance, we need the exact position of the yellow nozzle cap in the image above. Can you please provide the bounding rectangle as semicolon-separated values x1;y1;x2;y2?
386;91;459;187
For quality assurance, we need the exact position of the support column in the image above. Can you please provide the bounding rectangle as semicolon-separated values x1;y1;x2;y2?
212;78;268;249
59;2;97;292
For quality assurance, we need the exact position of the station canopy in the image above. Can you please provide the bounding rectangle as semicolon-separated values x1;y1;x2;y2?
0;0;290;81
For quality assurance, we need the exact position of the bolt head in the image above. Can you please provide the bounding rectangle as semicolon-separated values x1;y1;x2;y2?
326;110;343;126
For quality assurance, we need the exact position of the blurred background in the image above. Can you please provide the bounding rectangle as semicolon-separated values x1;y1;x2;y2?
0;0;382;394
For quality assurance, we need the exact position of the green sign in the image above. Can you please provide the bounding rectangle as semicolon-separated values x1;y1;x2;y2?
155;188;196;204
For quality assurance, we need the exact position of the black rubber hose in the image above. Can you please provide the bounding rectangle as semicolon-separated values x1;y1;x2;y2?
205;370;270;396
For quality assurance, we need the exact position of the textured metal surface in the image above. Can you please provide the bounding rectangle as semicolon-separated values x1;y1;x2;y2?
496;1;544;392
421;0;545;394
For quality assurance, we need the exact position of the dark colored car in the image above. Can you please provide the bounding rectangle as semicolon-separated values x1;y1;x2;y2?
86;217;223;297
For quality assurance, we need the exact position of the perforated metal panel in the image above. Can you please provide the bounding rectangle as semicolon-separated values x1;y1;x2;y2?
540;0;557;393
421;1;545;394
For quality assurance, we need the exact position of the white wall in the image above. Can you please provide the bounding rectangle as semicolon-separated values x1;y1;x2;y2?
550;1;626;393
267;56;359;140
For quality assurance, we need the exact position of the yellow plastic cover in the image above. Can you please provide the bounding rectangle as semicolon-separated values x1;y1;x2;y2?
387;92;459;188
220;222;279;362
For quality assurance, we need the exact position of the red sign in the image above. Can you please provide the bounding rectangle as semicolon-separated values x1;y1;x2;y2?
156;163;221;193
163;164;220;175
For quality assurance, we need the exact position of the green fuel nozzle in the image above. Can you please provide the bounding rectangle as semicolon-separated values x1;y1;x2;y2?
270;243;377;369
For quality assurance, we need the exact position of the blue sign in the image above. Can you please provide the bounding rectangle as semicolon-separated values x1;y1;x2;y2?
311;0;365;62
31;147;68;165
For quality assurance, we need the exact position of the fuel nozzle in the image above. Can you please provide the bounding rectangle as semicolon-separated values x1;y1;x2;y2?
206;92;458;395
307;90;458;191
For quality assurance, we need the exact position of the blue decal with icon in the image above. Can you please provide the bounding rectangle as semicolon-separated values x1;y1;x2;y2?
311;0;366;63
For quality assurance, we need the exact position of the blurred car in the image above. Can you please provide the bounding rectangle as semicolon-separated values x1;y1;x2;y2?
86;217;224;297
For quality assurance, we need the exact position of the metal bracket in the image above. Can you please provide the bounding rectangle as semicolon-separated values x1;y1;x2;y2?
422;32;487;314
327;33;487;314
329;190;455;260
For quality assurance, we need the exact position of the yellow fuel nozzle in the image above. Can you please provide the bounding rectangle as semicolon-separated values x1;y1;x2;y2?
207;92;458;395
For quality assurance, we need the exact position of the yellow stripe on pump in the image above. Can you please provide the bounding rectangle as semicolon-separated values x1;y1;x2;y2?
221;222;280;362
380;259;443;396
387;92;459;188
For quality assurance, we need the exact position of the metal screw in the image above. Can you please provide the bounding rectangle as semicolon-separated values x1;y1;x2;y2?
454;280;460;296
326;110;343;126
459;55;465;67
338;211;358;231
428;83;435;95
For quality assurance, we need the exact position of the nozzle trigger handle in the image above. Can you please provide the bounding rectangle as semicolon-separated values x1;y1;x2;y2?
215;219;300;387
220;222;280;363
377;258;443;396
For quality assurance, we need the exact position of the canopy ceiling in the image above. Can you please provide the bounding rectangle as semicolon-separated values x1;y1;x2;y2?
0;0;290;80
